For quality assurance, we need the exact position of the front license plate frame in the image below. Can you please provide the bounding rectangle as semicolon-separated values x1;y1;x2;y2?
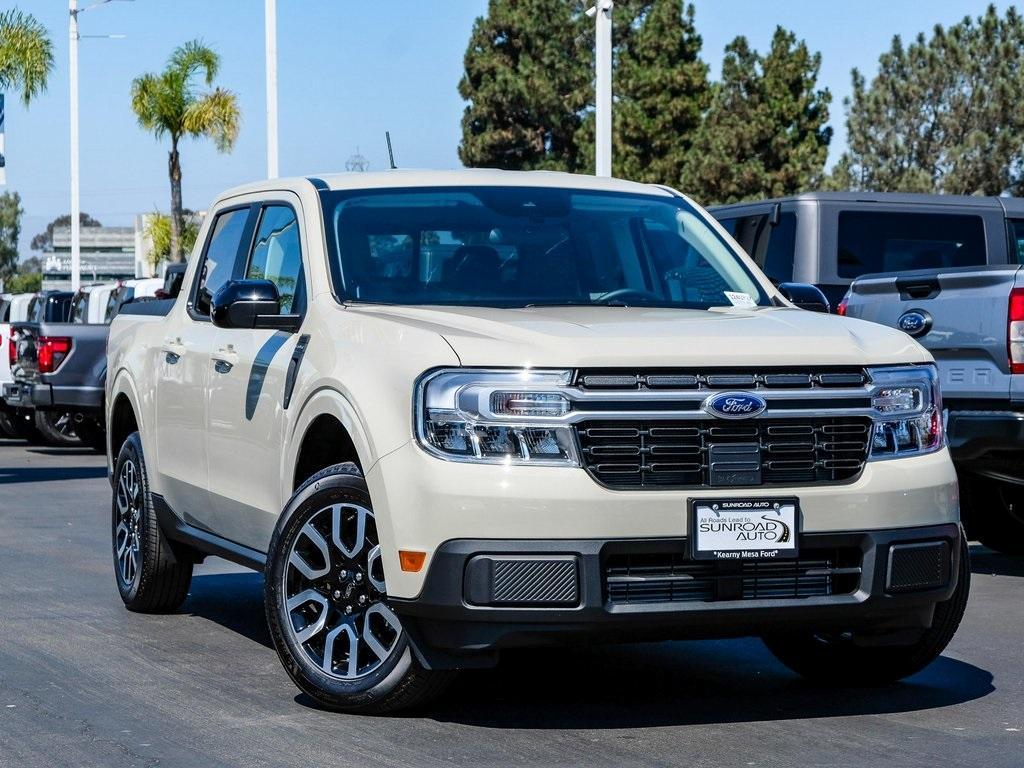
690;497;800;561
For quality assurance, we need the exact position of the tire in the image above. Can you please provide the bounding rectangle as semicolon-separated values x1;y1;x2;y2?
3;408;41;443
73;416;107;454
34;410;80;447
112;432;193;612
960;472;1024;555
265;463;454;714
763;536;971;685
0;407;18;439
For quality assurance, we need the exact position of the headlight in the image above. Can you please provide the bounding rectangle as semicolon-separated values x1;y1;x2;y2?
416;369;579;465
867;365;943;459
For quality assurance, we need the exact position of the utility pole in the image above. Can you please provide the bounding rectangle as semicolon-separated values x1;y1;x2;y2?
68;0;126;293
589;0;613;177
69;0;80;292
265;0;279;179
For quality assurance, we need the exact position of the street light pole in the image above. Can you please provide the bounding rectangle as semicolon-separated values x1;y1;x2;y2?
69;0;81;292
265;0;279;179
591;0;613;177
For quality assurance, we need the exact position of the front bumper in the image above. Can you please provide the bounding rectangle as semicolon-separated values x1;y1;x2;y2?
366;442;959;599
391;524;961;669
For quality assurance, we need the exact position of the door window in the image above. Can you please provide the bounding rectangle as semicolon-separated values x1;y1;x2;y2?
1008;219;1024;264
837;211;986;278
759;212;797;283
193;208;249;317
247;205;304;314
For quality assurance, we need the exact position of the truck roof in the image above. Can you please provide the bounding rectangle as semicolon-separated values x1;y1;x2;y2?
708;190;1024;214
216;169;676;201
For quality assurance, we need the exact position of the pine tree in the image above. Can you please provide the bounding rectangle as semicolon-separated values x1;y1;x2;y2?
576;1;709;182
831;4;1024;195
458;0;589;171
682;28;831;205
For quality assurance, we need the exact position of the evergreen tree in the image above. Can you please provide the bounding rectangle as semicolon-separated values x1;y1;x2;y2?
831;5;1024;195
458;0;589;171
682;27;831;205
577;1;709;182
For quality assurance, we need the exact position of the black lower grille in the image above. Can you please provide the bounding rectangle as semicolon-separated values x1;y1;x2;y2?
576;417;871;489
605;548;862;605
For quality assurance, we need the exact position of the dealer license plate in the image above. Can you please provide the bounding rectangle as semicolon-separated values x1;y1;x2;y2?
691;498;799;560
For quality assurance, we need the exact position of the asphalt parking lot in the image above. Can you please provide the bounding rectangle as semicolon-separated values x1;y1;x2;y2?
0;440;1021;768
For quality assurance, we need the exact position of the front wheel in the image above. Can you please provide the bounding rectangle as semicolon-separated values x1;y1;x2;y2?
763;536;970;685
264;463;453;714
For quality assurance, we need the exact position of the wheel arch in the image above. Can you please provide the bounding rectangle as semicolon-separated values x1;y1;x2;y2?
107;369;145;471
286;388;377;495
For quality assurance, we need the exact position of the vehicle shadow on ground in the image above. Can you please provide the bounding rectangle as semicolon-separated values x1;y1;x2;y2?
969;544;1024;577
185;569;995;729
426;642;993;729
185;571;273;648
27;447;98;457
0;464;108;484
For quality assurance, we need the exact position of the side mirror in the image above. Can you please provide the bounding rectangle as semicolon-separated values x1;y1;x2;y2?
211;279;300;330
777;282;831;314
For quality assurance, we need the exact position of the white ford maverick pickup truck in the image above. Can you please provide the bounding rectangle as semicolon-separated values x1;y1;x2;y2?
106;170;967;713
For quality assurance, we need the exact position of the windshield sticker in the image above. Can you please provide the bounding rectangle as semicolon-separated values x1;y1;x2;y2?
724;291;757;309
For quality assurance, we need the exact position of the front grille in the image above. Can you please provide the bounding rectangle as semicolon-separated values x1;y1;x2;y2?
605;548;862;605
576;367;867;391
576;417;871;489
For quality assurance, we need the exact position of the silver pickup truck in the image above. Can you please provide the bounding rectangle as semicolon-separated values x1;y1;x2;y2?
845;260;1024;555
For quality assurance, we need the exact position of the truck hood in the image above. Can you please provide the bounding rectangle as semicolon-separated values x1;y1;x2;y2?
348;305;931;368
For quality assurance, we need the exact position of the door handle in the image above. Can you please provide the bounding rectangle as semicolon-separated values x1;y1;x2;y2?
213;359;233;374
165;351;180;365
161;337;184;365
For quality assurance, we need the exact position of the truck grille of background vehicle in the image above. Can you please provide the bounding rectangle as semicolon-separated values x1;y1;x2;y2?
575;368;868;391
575;417;871;489
604;548;862;605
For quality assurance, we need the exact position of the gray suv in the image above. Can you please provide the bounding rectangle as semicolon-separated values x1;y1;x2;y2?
709;192;1024;308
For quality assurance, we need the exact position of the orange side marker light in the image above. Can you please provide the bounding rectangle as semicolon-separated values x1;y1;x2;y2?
399;550;426;572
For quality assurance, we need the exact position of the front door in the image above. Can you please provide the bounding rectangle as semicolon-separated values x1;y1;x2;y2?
155;205;253;531
206;200;307;550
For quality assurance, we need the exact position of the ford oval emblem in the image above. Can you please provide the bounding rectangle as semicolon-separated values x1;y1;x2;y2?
897;309;932;338
702;391;767;420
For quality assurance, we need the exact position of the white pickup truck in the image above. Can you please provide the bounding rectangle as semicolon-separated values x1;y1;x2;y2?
106;170;967;714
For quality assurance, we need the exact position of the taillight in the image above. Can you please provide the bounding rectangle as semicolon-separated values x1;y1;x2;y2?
7;334;15;367
836;296;848;316
37;336;73;373
1009;288;1024;374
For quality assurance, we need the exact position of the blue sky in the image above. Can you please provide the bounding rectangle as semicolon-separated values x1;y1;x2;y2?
4;0;1017;256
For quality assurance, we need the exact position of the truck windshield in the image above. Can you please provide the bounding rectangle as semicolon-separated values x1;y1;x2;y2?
322;187;769;309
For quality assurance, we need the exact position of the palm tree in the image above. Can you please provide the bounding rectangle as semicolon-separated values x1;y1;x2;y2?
131;40;240;261
0;8;54;106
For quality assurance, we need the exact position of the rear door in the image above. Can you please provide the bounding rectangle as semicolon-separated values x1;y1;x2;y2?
206;196;308;550
154;204;254;525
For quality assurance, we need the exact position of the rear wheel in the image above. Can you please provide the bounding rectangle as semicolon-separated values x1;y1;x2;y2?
960;472;1024;555
112;432;193;612
34;410;80;447
265;463;453;714
0;407;18;438
763;537;970;684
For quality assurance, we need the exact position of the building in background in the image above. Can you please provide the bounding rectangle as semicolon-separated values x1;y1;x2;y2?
43;226;136;291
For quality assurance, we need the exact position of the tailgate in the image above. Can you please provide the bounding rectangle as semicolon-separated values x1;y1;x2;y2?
845;265;1023;402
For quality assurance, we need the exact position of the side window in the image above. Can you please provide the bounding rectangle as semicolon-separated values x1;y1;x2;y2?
758;212;797;283
837;211;986;278
1008;219;1024;264
194;208;249;317
247;205;304;314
